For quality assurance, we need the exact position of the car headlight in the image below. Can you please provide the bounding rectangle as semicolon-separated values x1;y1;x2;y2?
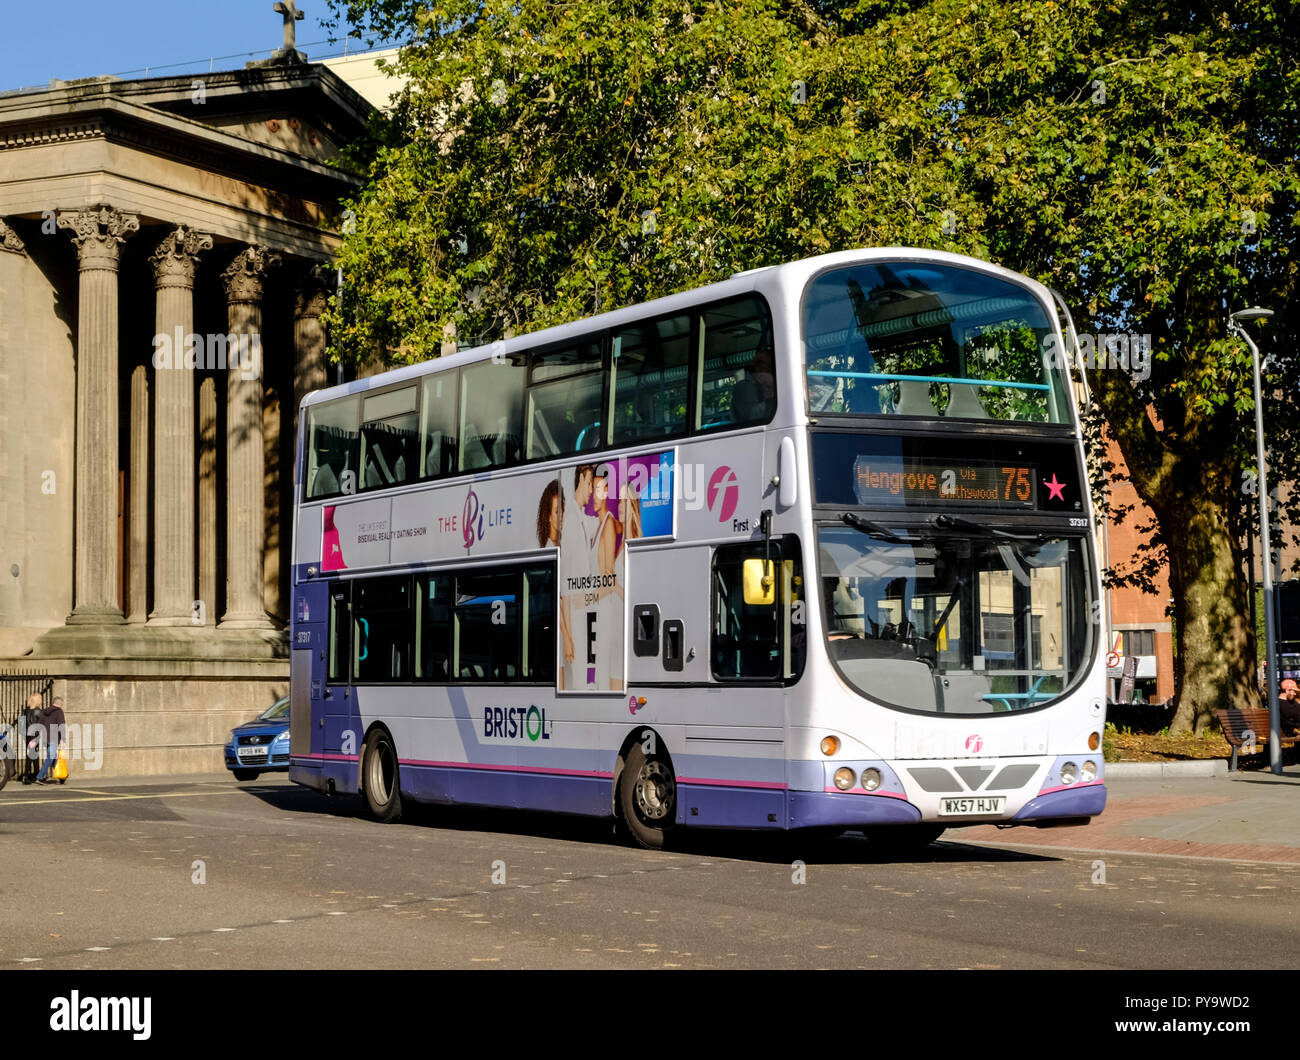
273;730;289;743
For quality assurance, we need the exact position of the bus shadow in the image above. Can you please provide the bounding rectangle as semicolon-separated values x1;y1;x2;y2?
242;784;1057;864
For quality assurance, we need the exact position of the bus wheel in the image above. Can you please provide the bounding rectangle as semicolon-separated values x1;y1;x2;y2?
618;745;676;850
362;729;403;824
863;824;945;853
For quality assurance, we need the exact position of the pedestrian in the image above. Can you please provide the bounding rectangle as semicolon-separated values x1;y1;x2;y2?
32;694;65;785
1278;678;1300;736
20;692;43;784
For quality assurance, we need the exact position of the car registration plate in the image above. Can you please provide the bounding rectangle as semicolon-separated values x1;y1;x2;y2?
237;746;267;759
939;796;1005;817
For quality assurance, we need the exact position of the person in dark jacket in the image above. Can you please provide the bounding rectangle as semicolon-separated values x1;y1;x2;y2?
1278;679;1300;736
33;695;65;784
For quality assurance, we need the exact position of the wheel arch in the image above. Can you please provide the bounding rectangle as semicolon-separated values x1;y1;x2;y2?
612;725;676;820
358;720;398;800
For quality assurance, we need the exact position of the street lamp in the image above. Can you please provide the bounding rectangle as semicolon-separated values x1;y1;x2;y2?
1228;306;1281;774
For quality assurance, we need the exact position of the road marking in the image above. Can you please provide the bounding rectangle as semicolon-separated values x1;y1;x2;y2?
151;938;175;942
15;957;41;963
212;927;236;933
1;789;255;807
85;947;111;952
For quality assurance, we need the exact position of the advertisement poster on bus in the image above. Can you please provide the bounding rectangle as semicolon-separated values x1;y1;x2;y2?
542;451;674;694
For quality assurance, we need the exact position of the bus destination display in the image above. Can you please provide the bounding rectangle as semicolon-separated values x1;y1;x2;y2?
852;456;1037;509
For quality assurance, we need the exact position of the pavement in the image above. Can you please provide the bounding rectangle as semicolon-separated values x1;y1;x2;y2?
14;763;1300;865
960;765;1300;864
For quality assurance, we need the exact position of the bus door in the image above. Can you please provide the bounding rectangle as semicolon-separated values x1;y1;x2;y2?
324;580;358;767
290;581;328;764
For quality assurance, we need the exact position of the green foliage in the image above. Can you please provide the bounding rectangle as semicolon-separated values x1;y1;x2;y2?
321;0;1300;718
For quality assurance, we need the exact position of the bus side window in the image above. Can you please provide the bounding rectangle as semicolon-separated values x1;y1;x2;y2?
352;576;413;682
454;569;521;681
522;566;556;682
420;370;459;479
711;543;781;681
359;386;418;491
711;539;804;682
460;358;525;471
698;297;776;430
526;341;603;459
307;398;359;499
610;314;690;445
415;572;452;681
327;583;351;684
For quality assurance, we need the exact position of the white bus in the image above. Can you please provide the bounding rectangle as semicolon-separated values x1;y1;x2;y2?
288;247;1106;850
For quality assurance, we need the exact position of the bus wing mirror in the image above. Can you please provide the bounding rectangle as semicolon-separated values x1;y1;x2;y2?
743;559;775;606
742;559;795;606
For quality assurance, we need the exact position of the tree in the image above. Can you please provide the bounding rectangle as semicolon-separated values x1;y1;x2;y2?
322;0;1300;732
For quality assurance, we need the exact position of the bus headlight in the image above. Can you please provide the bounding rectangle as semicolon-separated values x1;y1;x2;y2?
833;767;856;790
1060;762;1078;785
860;768;882;791
1081;760;1097;782
820;736;840;756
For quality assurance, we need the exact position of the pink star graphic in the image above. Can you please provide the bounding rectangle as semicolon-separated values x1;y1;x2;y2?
1045;474;1067;501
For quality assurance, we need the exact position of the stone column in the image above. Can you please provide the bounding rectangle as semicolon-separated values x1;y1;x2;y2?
147;226;212;625
57;206;139;624
127;365;149;623
293;263;332;438
220;245;279;629
198;377;217;625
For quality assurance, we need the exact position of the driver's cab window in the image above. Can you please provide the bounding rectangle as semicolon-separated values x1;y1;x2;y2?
711;538;805;681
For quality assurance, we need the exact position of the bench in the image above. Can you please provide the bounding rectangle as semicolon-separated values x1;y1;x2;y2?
1215;707;1299;770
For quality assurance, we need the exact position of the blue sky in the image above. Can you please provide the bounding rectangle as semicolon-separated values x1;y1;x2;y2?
0;0;388;92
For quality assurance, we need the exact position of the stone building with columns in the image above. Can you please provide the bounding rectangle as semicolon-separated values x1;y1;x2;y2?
0;59;373;773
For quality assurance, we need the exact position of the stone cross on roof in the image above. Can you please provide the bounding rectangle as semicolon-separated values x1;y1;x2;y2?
248;0;308;66
274;1;304;51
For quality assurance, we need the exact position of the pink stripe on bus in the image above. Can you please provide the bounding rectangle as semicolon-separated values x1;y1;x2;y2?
1036;779;1103;797
822;786;910;799
678;776;787;790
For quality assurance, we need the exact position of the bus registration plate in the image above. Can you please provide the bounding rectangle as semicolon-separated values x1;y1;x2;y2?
939;796;1005;817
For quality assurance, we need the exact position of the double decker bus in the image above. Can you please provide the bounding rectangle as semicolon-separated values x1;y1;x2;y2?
288;248;1106;850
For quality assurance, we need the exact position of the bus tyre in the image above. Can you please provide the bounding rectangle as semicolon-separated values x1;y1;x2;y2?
362;729;403;823
863;823;945;853
618;744;676;850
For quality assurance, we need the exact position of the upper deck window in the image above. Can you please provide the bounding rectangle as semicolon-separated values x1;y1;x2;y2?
359;386;418;491
306;398;359;499
804;262;1069;424
610;313;691;445
698;296;776;431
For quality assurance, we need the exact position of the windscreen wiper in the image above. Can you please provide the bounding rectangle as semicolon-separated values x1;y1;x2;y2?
929;513;1044;541
840;512;909;543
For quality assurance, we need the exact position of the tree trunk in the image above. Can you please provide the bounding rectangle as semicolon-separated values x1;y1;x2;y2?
1158;476;1258;734
1088;360;1259;735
